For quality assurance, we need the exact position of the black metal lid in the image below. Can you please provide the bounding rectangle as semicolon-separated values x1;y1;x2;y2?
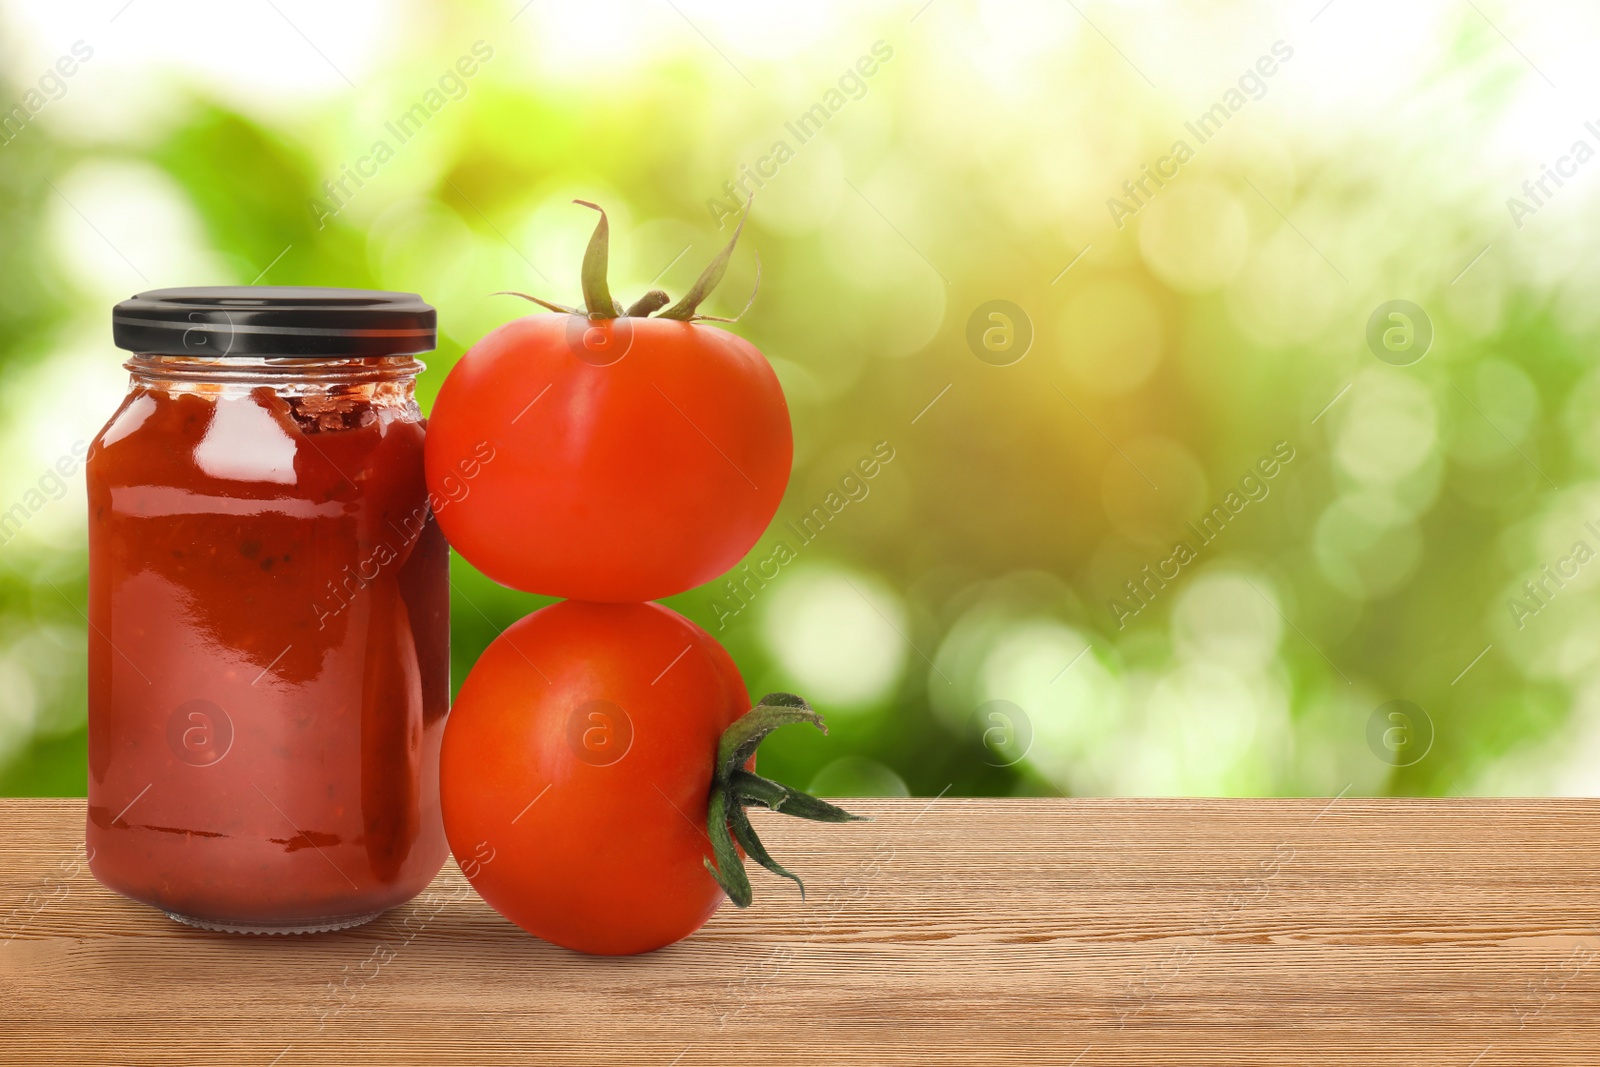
112;287;437;358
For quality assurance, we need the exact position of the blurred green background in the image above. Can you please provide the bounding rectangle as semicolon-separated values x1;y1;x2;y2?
3;0;1597;799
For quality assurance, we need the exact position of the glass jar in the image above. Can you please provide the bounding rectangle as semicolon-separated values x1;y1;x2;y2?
87;287;450;934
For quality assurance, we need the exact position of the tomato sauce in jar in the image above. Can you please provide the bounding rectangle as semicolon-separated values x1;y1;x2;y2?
88;288;451;933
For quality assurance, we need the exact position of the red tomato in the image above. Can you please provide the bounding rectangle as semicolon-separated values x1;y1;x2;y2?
440;600;860;955
425;204;791;602
438;600;742;954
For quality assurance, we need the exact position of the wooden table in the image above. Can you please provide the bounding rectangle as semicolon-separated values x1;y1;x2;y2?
4;797;1600;1065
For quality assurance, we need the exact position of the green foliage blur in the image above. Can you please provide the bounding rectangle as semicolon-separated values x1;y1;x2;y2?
2;0;1596;798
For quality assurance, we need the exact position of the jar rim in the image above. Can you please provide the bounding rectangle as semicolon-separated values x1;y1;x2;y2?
124;352;425;385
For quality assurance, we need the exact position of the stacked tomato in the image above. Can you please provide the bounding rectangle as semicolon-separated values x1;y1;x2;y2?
424;202;862;955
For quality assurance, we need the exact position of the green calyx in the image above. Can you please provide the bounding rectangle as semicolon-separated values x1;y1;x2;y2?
499;197;759;323
574;200;621;317
703;693;867;909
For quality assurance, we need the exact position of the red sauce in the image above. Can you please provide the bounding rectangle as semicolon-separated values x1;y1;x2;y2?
86;359;449;931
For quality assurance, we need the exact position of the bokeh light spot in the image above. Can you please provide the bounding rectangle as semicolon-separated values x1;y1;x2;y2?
760;566;907;709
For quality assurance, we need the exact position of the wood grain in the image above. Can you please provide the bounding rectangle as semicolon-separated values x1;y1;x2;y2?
4;797;1600;1065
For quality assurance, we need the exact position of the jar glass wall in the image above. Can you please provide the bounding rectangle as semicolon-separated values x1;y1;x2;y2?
88;289;448;934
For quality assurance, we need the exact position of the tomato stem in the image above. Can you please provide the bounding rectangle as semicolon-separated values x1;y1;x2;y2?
494;198;759;324
703;693;866;908
625;289;670;317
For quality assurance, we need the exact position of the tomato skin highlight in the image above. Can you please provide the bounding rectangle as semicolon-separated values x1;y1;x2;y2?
439;600;752;955
425;315;792;602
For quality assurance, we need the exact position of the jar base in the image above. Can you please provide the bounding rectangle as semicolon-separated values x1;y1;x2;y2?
164;908;386;936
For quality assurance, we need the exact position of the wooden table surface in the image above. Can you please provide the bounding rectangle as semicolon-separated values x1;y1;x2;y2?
4;797;1600;1065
